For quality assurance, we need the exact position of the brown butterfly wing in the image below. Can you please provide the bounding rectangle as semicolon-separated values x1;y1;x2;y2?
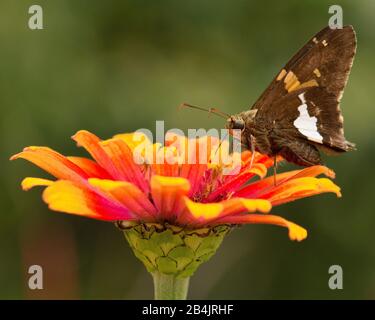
249;26;356;165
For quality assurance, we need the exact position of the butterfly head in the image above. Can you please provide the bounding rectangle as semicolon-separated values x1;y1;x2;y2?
225;115;245;130
225;110;257;132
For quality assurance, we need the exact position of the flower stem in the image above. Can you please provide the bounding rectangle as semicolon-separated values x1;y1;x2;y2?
152;272;190;300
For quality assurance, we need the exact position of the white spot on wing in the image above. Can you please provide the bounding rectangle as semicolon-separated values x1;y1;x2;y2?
293;93;323;144
298;92;306;104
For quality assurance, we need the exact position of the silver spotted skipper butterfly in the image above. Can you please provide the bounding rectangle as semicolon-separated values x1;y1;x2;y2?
183;25;356;172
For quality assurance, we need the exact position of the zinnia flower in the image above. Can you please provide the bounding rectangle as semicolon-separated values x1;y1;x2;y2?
11;130;341;299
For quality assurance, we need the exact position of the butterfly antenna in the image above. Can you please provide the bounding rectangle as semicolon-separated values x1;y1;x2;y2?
208;107;231;119
180;103;230;119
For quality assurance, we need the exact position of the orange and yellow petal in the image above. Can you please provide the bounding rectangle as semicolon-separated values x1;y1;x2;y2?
21;177;53;191
73;130;149;192
206;163;267;201
292;165;335;179
220;197;272;216
234;165;336;198
183;197;224;221
112;131;152;151
72;130;119;179
88;178;157;220
42;180;132;221
215;213;307;241
10;146;88;183
264;177;341;206
182;197;272;225
100;139;149;192
67;156;111;179
241;151;283;169
150;175;190;221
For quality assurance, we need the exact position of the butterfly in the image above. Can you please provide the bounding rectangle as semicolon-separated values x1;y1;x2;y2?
183;25;356;175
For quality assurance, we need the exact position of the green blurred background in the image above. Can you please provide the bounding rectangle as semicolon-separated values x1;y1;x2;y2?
1;0;374;299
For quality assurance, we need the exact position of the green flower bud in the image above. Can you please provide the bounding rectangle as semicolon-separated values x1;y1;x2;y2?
118;221;231;278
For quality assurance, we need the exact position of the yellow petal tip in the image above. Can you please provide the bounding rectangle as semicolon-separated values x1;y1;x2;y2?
288;223;308;242
21;177;53;191
184;197;223;220
240;198;272;213
151;175;190;191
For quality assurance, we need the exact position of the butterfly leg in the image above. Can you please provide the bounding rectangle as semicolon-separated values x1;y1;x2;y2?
249;135;256;169
214;130;230;157
273;154;278;186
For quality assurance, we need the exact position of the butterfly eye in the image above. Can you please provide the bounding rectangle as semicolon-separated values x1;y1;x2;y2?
225;118;233;129
232;119;245;130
